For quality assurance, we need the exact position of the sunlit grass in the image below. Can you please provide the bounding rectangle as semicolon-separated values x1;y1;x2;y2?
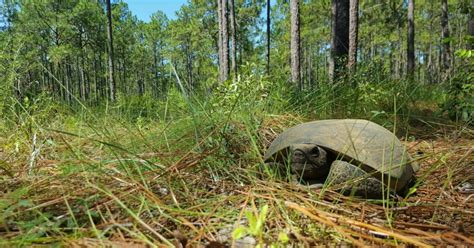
0;72;472;246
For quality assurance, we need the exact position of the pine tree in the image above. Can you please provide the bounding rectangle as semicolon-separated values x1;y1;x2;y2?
348;0;358;75
106;0;116;101
330;0;349;82
407;0;415;80
290;0;301;88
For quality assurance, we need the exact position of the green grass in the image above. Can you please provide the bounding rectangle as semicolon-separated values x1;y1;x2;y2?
0;74;472;246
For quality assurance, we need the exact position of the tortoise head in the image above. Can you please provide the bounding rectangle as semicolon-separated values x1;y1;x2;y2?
289;144;330;180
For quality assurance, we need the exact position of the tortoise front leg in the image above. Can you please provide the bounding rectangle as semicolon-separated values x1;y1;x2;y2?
325;160;394;199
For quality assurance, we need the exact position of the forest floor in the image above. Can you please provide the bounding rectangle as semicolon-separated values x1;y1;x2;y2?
0;113;473;247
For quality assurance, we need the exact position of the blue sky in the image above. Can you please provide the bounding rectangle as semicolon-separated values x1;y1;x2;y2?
123;0;276;22
123;0;188;22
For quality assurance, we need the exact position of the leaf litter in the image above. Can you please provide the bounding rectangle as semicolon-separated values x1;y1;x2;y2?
0;116;473;247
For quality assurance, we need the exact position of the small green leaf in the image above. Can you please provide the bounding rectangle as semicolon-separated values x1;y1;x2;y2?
278;232;289;243
232;226;247;240
406;187;417;198
255;204;268;233
245;210;257;232
10;187;29;200
18;199;33;207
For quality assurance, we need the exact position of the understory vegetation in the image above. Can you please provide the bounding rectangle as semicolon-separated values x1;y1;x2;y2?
1;69;473;246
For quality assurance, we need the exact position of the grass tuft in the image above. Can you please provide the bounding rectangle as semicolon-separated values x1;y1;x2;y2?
0;74;473;246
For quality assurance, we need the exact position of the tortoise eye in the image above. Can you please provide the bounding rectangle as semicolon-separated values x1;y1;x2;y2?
293;150;304;157
311;147;320;157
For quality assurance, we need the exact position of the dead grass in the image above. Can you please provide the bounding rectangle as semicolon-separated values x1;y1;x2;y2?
0;115;473;247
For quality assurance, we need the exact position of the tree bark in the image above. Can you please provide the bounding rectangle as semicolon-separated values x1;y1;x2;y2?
266;0;271;75
348;0;358;75
83;58;90;101
77;59;84;101
229;0;237;78
218;0;229;83
66;63;72;103
307;45;313;88
106;0;116;101
426;1;434;84
330;0;349;82
217;0;223;81
153;44;160;98
407;0;415;80
290;0;301;89
441;0;450;78
185;44;194;89
468;14;474;50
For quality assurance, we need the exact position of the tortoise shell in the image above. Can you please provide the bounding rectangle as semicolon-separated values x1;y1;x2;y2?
264;119;417;193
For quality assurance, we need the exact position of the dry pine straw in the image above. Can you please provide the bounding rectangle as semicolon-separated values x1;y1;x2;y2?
1;120;473;246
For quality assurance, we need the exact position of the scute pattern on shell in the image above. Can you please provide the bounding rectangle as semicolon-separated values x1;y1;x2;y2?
264;119;416;193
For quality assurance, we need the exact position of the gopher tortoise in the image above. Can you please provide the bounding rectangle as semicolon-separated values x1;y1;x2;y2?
264;119;418;198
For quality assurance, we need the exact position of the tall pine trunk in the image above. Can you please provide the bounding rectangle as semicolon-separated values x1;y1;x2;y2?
153;44;160;98
217;0;223;82
218;0;229;83
468;14;474;50
290;0;301;89
66;63;72;103
229;0;237;78
348;0;359;75
330;0;349;82
266;0;271;75
77;59;84;101
217;0;229;83
106;0;116;101
441;0;450;79
407;0;415;80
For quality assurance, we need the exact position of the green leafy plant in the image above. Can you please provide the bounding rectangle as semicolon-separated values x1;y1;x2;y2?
231;204;290;247
232;204;269;246
441;49;474;122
